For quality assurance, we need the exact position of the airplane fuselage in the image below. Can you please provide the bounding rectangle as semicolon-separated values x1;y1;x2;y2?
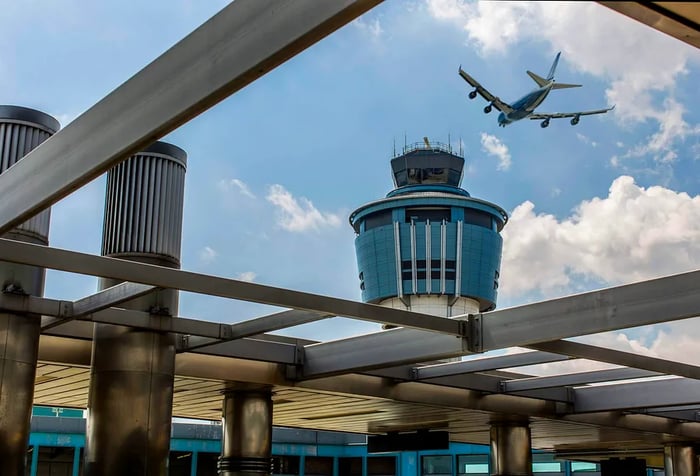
498;84;553;126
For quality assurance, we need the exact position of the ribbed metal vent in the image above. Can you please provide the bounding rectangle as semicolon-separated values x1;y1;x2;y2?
101;142;187;267
0;106;59;243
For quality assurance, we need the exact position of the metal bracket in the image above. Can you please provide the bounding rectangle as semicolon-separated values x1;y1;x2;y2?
285;344;306;381
3;283;26;295
467;313;483;353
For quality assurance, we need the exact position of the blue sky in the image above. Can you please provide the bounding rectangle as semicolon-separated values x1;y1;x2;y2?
2;1;700;366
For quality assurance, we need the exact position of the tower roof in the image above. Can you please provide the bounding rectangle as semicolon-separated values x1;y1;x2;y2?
390;141;464;189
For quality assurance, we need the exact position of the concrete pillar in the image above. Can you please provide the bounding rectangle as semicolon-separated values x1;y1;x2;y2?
84;141;186;475
600;457;646;476
0;105;59;475
664;444;698;476
219;389;273;476
489;421;532;476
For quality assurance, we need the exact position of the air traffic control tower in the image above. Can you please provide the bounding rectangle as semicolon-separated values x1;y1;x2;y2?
350;139;507;319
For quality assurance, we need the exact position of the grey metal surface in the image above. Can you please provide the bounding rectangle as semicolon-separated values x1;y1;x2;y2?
489;422;533;476
0;105;56;476
102;142;187;266
477;268;700;351
413;351;571;380
664;445;698;476
528;340;700;380
221;389;273;476
503;368;660;392
84;143;184;476
0;0;383;235
573;377;700;412
0;106;57;244
0;238;464;335
302;326;468;379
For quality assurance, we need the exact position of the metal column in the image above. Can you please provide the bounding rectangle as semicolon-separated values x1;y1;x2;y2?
489;421;533;476
0;105;59;475
84;141;186;475
220;389;273;476
664;444;698;476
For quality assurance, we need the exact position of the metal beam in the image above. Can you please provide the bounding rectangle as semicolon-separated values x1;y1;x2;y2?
301;327;468;379
476;268;700;351
574;377;700;413
42;282;157;330
0;239;462;336
413;351;571;380
0;0;383;234
528;340;700;380
502;368;660;393
181;309;331;352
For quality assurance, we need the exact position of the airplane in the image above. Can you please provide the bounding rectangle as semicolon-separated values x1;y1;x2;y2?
458;52;614;128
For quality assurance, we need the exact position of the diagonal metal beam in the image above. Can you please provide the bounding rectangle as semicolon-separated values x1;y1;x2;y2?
527;340;700;380
476;268;700;351
0;239;462;336
180;309;331;352
412;351;572;380
0;0;383;234
502;367;660;393
42;282;157;330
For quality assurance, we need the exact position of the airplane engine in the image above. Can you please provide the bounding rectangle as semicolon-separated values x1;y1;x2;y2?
540;119;550;128
469;90;477;99
484;105;492;113
571;115;580;125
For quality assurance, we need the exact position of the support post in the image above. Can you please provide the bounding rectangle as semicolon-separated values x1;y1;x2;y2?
220;389;273;476
489;421;532;476
664;444;698;476
84;142;186;475
0;105;59;475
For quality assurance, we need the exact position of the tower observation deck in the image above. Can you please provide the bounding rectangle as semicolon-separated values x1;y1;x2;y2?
350;140;508;316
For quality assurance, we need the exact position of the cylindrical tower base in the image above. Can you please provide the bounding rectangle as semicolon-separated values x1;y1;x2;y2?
220;389;273;476
489;421;533;476
0;105;58;476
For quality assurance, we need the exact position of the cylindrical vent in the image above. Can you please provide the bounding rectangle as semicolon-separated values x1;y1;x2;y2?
0;105;60;243
102;141;187;267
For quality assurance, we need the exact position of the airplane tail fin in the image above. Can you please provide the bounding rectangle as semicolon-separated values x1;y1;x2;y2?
552;82;582;90
527;70;548;87
546;51;561;80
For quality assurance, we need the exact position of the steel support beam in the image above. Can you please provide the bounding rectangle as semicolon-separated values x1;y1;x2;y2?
528;340;700;380
42;282;157;330
301;327;468;379
181;309;331;352
574;377;700;412
475;268;700;351
413;351;571;380
0;0;383;234
502;367;659;393
0;239;462;336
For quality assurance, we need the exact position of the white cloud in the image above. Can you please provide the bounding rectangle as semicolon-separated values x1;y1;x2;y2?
353;16;384;40
218;178;256;198
266;184;342;233
501;175;700;300
550;187;561;197
426;1;700;165
480;132;511;171
198;246;217;264
576;132;597;147
236;271;257;282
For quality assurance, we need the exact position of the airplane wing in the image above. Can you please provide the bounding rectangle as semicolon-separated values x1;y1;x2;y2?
458;67;514;114
529;105;615;121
